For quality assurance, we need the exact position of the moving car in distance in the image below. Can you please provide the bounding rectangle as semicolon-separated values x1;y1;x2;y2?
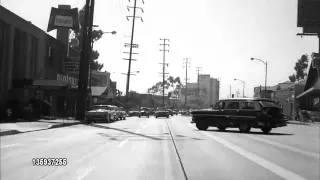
85;105;118;123
155;107;170;118
139;107;150;118
191;98;287;134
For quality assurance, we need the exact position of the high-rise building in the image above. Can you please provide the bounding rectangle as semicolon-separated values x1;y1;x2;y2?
179;74;220;108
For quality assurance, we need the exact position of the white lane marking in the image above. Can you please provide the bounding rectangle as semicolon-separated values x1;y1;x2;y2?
118;139;128;148
0;143;22;149
135;129;141;133
245;135;320;159
202;132;307;180
76;166;95;180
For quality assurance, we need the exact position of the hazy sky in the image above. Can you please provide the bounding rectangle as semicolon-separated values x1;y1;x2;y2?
1;0;319;98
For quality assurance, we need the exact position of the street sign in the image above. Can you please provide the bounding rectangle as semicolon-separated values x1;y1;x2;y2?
47;7;80;32
297;0;320;33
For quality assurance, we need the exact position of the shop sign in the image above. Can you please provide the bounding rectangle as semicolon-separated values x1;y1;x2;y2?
47;7;79;32
57;73;78;86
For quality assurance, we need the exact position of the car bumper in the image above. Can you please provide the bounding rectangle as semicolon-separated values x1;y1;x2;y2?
155;113;169;117
257;120;287;128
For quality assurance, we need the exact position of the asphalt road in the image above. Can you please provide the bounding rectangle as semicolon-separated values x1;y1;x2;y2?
1;116;319;180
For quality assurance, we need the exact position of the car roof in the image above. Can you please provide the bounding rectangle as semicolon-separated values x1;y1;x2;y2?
219;98;276;102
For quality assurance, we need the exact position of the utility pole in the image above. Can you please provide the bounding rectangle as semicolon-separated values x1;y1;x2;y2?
196;66;202;108
159;38;169;107
236;89;240;98
183;58;191;108
75;0;94;120
124;0;144;110
229;85;232;98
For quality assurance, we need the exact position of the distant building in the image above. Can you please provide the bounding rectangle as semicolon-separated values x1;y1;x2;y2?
179;74;219;108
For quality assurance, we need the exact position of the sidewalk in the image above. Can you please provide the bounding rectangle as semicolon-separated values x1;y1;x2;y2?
287;120;320;126
0;118;82;137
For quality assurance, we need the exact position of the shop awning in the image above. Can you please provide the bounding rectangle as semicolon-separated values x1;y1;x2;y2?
297;78;320;99
91;86;108;96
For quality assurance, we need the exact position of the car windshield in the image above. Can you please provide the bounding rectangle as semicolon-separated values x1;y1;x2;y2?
140;108;149;111
156;107;166;111
92;106;111;110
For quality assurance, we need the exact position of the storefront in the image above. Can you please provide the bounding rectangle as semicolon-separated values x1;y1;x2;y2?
297;53;320;111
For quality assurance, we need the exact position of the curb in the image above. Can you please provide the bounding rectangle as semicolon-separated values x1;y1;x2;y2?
48;122;83;129
0;122;83;137
287;121;316;126
0;130;21;136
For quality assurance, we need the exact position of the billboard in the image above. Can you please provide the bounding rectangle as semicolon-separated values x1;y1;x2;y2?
297;0;320;33
47;7;80;32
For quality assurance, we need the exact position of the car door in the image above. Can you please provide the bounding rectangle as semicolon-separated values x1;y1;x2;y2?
223;101;240;126
238;101;257;125
211;101;228;126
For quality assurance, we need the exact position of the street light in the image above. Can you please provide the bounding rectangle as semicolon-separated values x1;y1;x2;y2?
89;29;116;109
251;57;267;98
103;31;117;35
121;71;140;75
234;78;245;98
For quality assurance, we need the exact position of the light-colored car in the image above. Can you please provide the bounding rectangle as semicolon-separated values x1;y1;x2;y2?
117;107;126;120
85;105;118;123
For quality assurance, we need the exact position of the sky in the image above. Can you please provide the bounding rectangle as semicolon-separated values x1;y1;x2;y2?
1;0;319;98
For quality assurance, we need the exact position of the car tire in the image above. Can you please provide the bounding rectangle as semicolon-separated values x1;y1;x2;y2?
139;116;141;118
239;124;251;133
261;127;272;134
167;116;169;118
155;116;158;118
217;126;227;131
196;121;209;131
148;116;150;118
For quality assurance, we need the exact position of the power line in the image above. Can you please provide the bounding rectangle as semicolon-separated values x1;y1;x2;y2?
183;58;191;108
124;0;144;110
159;38;170;107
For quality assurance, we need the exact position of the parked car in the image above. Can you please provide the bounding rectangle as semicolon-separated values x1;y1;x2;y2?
117;107;126;120
191;98;287;134
139;107;150;118
85;105;118;123
155;107;170;118
168;109;174;116
128;110;139;117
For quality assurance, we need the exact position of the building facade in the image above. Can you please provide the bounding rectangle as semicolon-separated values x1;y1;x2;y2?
0;6;73;118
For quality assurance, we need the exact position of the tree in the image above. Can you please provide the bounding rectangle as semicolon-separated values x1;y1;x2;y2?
69;6;104;71
147;76;183;96
288;74;296;82
289;54;309;82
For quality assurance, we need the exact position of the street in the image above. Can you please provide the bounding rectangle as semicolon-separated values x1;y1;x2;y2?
1;116;319;180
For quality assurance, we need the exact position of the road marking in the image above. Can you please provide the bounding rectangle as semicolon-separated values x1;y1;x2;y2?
76;166;95;180
118;139;128;148
245;135;320;159
202;132;307;180
0;143;21;149
135;129;141;133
